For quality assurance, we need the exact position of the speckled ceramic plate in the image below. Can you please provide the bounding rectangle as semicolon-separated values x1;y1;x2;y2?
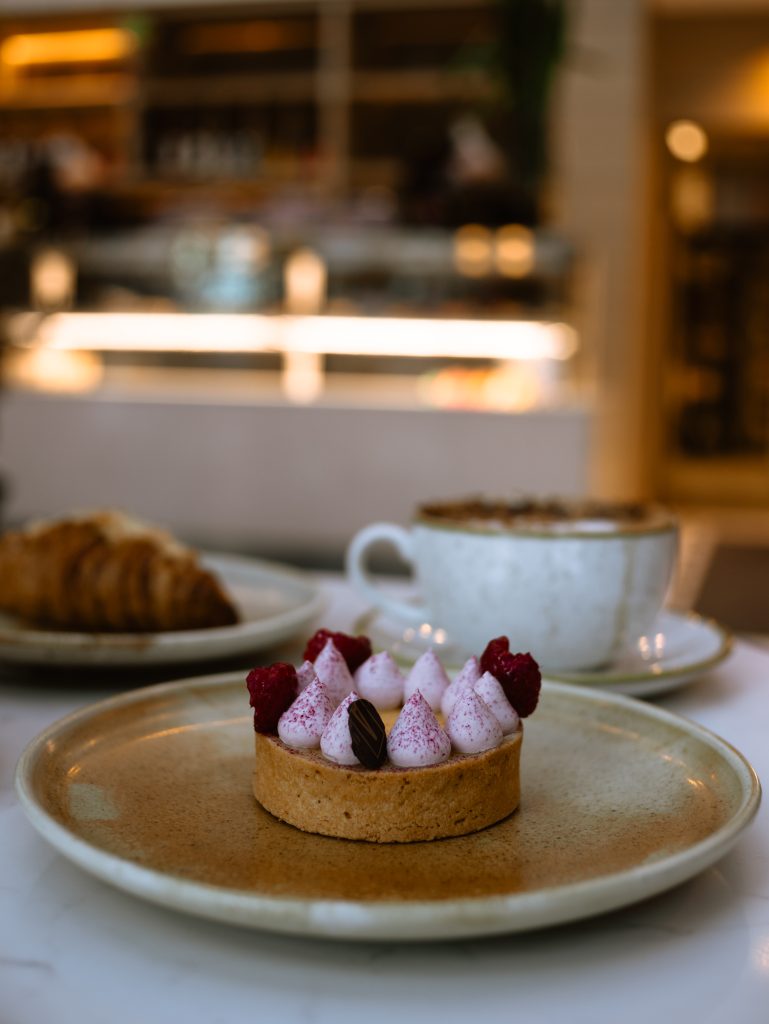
15;674;759;941
545;611;732;696
358;608;732;699
0;554;325;667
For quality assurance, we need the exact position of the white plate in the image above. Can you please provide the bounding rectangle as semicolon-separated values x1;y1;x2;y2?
358;608;732;698
0;554;325;667
15;673;760;941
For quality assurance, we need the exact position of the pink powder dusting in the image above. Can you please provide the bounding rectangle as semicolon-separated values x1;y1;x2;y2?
387;689;451;767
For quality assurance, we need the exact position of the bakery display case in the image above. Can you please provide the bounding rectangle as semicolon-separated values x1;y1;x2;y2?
0;1;589;559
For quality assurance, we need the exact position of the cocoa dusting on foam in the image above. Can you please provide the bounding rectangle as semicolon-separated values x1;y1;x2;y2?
418;497;668;532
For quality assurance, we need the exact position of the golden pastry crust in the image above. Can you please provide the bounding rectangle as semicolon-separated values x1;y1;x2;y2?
0;511;238;632
253;715;522;843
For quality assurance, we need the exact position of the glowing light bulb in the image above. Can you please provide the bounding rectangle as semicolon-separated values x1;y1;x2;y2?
665;120;708;163
495;225;535;278
453;224;493;278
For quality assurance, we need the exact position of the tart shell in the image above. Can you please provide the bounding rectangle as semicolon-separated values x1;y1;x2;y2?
252;717;522;843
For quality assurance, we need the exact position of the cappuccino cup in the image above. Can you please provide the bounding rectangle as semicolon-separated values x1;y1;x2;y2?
345;499;678;672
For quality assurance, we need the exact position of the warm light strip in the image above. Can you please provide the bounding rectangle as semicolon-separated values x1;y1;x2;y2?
284;316;577;360
13;312;578;362
0;29;136;68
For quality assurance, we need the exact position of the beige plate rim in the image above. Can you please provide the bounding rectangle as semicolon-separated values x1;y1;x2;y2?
14;673;761;942
0;554;325;666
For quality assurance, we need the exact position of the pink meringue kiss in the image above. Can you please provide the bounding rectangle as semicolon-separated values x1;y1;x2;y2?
313;639;355;706
387;690;451;767
295;660;318;693
440;655;481;718
403;650;450;711
474;671;520;735
320;691;361;765
354;651;405;710
278;677;334;749
446;688;504;754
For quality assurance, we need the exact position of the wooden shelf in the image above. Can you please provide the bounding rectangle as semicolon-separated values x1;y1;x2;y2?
0;72;136;110
141;67;494;110
144;72;317;107
0;2;501;199
354;68;494;104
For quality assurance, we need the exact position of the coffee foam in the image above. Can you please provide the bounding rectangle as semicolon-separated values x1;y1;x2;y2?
418;498;674;535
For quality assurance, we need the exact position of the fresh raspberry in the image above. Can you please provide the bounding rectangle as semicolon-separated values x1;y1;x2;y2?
303;629;372;673
480;637;541;718
480;637;510;678
246;662;298;734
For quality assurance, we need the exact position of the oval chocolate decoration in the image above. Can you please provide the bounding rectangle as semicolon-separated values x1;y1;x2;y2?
348;698;387;769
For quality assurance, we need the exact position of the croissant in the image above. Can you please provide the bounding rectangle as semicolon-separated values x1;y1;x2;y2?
0;511;239;632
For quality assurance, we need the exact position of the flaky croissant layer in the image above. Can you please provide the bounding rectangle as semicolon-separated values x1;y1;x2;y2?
0;511;239;632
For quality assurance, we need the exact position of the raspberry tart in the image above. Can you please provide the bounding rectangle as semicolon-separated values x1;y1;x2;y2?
246;630;541;843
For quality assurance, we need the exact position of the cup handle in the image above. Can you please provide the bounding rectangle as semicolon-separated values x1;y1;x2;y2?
345;523;428;625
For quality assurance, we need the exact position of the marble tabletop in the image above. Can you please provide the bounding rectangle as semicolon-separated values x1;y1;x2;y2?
1;576;768;1024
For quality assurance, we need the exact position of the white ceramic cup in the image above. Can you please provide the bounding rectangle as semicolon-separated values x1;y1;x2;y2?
345;504;679;672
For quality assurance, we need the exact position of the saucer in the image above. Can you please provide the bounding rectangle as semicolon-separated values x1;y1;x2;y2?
355;608;732;698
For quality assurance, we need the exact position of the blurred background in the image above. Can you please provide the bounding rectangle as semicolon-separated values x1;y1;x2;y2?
0;0;768;629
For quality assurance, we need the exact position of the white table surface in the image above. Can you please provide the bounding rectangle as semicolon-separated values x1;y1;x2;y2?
1;576;768;1024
